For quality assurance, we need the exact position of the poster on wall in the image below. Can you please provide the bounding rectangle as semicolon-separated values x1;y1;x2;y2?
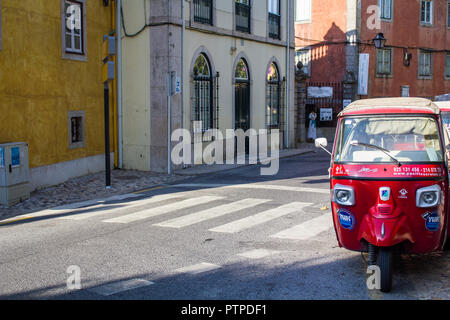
320;108;333;121
0;147;4;168
358;53;369;95
11;147;20;167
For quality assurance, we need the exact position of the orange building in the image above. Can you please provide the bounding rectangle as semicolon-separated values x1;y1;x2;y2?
295;0;450;100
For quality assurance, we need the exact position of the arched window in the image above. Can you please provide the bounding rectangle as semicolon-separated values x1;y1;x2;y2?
234;58;251;131
266;62;280;128
193;53;213;132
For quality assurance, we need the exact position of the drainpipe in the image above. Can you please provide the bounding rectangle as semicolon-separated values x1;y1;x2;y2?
181;0;186;168
285;0;290;149
116;0;123;168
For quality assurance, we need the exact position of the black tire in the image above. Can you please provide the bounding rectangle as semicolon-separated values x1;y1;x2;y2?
444;237;450;251
377;247;393;292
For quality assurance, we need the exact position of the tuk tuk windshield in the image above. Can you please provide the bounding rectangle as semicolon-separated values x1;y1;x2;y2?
334;116;443;163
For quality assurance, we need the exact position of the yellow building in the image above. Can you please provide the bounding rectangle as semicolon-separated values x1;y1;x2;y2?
0;0;114;191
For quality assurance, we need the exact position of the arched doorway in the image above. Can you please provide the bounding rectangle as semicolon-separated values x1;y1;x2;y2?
234;58;250;131
266;62;281;128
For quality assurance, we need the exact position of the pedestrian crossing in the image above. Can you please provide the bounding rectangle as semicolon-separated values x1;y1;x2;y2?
4;186;333;241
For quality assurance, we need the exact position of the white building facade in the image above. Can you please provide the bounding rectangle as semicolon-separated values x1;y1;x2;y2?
121;0;295;172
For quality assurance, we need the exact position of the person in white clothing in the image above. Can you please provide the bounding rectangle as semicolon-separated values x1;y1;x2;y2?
307;109;317;142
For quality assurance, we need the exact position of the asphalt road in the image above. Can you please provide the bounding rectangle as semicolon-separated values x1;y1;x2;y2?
0;151;448;301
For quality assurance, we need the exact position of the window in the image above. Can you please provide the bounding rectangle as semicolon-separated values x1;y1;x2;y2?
193;54;213;132
236;0;251;33
448;1;450;28
418;50;432;78
268;0;280;39
376;48;392;75
379;0;393;20
295;0;311;22
295;49;311;75
420;0;433;25
266;63;281;127
446;53;450;78
68;111;85;149
61;0;86;60
193;0;213;25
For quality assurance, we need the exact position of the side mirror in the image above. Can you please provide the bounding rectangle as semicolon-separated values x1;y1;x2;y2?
315;138;328;148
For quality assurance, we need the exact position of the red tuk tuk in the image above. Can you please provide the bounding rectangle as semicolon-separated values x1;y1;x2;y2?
315;98;449;292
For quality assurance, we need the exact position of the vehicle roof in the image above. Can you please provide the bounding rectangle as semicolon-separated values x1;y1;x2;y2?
434;101;450;111
339;98;440;117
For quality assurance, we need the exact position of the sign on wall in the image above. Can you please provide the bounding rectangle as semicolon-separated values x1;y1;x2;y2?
320;108;333;121
358;53;369;95
308;86;333;98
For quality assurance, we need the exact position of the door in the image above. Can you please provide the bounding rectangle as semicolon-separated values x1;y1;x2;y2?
235;82;250;131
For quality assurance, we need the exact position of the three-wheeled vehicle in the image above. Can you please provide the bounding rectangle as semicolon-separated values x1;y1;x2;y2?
435;101;450;135
315;97;449;292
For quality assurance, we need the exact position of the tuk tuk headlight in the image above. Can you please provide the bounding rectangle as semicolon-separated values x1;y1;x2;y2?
333;184;355;206
416;185;441;208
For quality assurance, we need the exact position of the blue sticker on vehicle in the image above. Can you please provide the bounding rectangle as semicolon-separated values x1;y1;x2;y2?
338;208;356;230
422;210;440;232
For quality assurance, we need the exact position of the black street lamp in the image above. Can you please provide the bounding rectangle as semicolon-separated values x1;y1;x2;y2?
373;33;387;49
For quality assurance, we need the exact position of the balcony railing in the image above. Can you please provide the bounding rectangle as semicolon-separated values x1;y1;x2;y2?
235;2;251;33
268;12;280;39
193;0;213;25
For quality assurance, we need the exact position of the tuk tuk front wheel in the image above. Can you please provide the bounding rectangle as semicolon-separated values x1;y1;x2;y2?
377;247;393;292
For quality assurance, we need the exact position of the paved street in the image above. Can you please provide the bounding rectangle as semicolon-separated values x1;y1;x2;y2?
0;152;449;300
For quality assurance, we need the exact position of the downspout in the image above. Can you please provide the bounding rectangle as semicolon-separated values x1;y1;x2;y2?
116;0;123;168
285;0;290;149
181;0;186;168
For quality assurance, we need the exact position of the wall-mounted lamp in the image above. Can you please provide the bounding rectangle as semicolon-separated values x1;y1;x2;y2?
373;33;387;49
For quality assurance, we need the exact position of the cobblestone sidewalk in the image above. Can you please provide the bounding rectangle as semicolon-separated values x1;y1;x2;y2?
0;169;193;220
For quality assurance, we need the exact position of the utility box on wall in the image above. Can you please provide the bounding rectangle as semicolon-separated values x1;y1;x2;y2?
0;142;30;206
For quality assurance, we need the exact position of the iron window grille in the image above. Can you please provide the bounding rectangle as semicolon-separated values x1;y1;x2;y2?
268;13;280;39
236;1;251;33
193;0;213;25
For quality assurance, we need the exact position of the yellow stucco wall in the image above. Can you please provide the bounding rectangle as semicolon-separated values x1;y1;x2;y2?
0;0;112;169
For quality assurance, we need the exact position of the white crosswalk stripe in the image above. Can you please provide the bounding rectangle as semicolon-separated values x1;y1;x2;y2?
173;262;221;275
152;198;270;228
209;201;312;233
59;193;183;221
102;196;224;224
270;213;333;240
173;183;330;194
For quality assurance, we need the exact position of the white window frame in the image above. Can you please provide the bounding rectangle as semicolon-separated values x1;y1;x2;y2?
420;0;433;25
295;0;311;23
447;1;450;28
61;0;87;61
445;53;450;79
295;48;311;76
379;0;393;21
376;48;393;76
418;49;433;79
